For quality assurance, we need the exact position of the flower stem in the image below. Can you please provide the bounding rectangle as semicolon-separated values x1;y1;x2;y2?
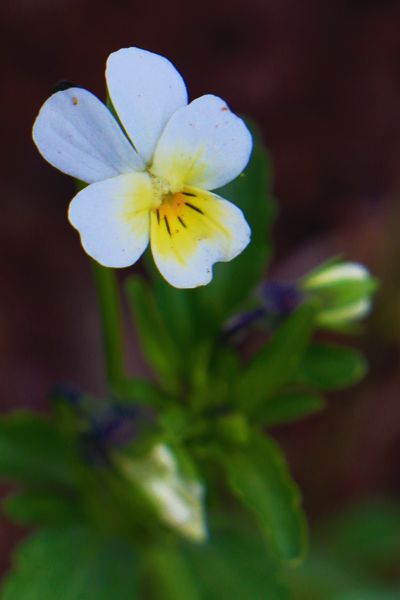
92;262;125;390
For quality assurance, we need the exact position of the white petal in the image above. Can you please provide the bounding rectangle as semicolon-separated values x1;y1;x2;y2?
106;47;188;164
150;188;251;288
68;172;154;267
33;88;144;184
317;299;372;326
305;262;370;287
151;95;253;191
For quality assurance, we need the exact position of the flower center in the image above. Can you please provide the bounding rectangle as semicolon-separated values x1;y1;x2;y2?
150;175;171;206
156;193;187;234
153;189;205;237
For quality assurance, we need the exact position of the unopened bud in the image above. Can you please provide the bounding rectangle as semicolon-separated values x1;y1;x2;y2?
300;260;376;329
118;444;207;542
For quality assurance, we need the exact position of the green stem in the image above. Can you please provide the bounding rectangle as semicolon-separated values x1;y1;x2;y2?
92;262;125;390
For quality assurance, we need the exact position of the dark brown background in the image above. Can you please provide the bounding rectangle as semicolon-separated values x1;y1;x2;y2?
1;0;400;574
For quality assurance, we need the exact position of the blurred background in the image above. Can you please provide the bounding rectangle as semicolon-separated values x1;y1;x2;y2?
1;0;400;583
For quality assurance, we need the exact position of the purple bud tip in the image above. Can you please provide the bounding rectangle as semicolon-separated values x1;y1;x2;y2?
257;281;302;316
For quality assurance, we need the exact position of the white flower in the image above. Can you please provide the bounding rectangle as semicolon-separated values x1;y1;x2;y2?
33;47;252;288
117;443;207;542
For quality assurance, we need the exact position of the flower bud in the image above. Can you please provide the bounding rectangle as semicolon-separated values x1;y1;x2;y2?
117;444;207;543
300;260;376;329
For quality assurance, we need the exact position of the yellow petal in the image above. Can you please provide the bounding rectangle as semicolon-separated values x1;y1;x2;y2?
150;187;251;288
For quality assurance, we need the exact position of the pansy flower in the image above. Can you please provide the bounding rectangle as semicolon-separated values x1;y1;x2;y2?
33;47;252;288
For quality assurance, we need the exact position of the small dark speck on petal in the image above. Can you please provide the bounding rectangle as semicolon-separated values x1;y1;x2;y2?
221;107;228;111
72;96;79;106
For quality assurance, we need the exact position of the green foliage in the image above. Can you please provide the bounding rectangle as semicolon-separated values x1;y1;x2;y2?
3;490;81;526
125;275;182;390
224;433;308;563
318;500;400;569
2;526;138;600
144;544;202;600
235;303;317;414
296;344;367;391
289;501;400;600
115;377;169;408
0;412;77;488
185;519;290;599
259;392;325;427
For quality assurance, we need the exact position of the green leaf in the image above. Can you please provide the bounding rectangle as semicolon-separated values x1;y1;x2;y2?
224;433;308;563
2;526;138;600
125;275;181;388
320;501;400;569
259;392;325;427
236;302;317;413
144;519;290;600
144;543;201;600
0;412;77;487
288;501;400;600
186;517;290;599
296;344;367;391
3;490;81;526
114;377;169;408
289;550;400;600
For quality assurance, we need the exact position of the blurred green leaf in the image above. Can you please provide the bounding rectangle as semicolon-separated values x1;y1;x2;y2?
259;392;325;427
144;263;202;356
145;543;201;600
319;500;400;569
224;432;308;563
186;518;290;599
0;412;77;488
2;526;138;600
114;377;169;408
236;302;316;413
290;550;400;600
125;276;181;388
290;501;400;600
296;344;367;391
3;490;81;526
